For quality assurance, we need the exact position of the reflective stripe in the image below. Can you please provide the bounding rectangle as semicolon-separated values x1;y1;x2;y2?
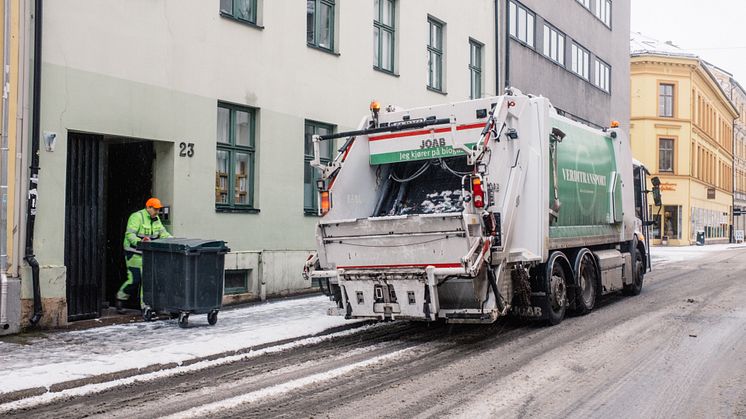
125;247;142;255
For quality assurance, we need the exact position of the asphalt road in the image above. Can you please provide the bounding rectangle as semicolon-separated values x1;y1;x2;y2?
3;248;745;418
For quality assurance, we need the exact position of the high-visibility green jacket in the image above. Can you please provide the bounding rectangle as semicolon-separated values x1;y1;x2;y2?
123;208;171;254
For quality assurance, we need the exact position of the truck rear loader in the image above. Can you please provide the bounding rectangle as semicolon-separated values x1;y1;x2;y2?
304;90;661;325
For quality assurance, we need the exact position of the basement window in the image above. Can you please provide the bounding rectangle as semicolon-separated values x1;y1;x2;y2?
225;269;251;294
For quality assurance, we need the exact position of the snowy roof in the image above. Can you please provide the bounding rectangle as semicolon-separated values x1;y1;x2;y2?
630;32;698;59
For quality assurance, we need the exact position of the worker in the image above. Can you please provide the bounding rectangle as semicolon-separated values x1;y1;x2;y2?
115;197;171;314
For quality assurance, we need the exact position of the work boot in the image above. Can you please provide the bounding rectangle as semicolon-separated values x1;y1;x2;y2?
115;299;126;314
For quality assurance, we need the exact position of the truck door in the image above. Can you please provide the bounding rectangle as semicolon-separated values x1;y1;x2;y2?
633;165;652;271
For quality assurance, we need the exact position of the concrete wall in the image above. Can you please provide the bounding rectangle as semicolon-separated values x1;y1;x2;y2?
499;0;630;131
24;0;497;327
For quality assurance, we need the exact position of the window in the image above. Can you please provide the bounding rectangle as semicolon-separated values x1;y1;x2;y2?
307;0;335;51
576;0;590;9
508;1;535;47
659;83;674;117
304;121;335;214
659;138;674;173
571;43;590;80
593;59;610;92
542;24;565;66
427;17;444;92
594;0;611;26
220;0;257;24
224;269;251;294
469;39;483;99
216;103;256;210
374;0;395;72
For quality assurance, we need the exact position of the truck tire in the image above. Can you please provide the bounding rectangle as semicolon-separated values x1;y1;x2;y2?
623;247;644;296
546;254;568;326
573;250;597;315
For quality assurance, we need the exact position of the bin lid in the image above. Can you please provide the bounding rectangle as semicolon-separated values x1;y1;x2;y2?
139;238;230;253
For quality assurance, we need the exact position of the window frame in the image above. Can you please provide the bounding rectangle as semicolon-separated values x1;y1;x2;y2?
216;102;258;212
304;120;336;215
594;0;612;27
307;0;336;52
427;16;445;92
571;42;590;80
542;23;565;66
658;137;675;173
374;0;396;73
508;1;535;48
659;82;675;118
469;38;483;99
576;0;591;9
593;58;611;93
220;0;259;26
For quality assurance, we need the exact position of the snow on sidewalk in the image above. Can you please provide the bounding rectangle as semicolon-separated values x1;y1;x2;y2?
650;243;746;264
0;295;349;395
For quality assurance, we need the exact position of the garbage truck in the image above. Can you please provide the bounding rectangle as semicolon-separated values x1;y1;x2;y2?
303;89;661;325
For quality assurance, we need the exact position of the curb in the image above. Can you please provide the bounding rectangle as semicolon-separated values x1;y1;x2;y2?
0;320;371;406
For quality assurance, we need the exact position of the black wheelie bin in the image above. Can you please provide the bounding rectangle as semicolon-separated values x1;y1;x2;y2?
140;238;230;328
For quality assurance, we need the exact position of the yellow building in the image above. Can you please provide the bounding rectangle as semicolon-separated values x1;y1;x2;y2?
1;0;24;335
630;41;739;246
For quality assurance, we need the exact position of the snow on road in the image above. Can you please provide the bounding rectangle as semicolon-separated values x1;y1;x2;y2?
650;243;746;264
0;243;741;397
0;296;348;395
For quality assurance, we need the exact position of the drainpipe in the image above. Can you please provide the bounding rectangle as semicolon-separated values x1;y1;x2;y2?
731;82;736;243
1;0;10;330
503;0;510;90
25;0;42;326
494;0;500;92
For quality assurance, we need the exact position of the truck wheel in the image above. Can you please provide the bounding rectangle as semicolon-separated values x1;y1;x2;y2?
574;251;597;315
623;248;644;296
546;257;568;325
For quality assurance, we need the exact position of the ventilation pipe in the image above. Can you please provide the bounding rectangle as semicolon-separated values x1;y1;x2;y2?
25;0;42;326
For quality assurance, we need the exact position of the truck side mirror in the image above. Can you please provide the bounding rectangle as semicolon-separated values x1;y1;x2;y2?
650;177;662;207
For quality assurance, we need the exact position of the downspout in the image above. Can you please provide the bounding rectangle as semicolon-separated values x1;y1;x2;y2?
503;0;510;89
1;0;11;330
25;0;41;325
731;82;736;243
494;0;500;92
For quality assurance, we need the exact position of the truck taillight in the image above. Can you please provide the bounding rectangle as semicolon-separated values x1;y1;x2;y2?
472;177;485;208
320;191;331;215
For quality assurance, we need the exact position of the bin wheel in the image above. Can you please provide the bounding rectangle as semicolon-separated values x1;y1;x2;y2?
178;312;189;328
143;307;155;322
208;311;218;326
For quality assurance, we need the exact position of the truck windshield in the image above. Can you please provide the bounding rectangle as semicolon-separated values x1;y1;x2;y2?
373;156;471;217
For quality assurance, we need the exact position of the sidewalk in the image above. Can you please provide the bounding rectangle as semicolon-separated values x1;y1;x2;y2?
0;295;351;396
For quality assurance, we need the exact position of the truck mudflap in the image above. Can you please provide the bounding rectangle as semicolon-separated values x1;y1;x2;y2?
510;292;549;320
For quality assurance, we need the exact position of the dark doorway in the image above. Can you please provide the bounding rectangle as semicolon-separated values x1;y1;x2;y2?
104;140;154;309
65;133;154;321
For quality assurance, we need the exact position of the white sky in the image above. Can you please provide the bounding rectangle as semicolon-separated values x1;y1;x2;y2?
631;0;746;83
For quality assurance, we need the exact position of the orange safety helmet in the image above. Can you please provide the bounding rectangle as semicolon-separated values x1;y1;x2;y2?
145;197;163;209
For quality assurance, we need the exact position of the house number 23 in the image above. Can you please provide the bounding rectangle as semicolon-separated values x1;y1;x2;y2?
179;142;195;157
